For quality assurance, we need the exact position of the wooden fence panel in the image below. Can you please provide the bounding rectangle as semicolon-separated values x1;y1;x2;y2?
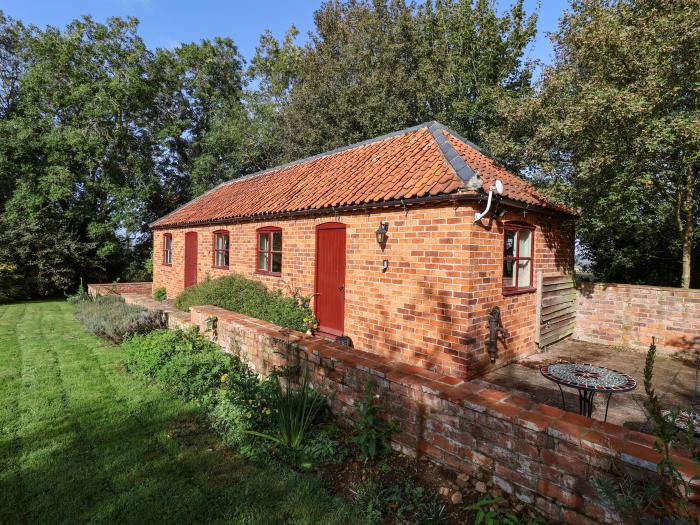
535;271;576;348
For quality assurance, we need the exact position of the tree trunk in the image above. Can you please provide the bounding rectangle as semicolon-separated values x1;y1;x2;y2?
681;228;692;289
679;166;695;289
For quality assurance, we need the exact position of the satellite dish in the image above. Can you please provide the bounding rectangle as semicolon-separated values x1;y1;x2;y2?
495;179;504;195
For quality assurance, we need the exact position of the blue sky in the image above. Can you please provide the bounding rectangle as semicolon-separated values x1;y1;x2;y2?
3;0;569;67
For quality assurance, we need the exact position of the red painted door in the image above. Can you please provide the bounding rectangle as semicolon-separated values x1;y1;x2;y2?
315;223;346;336
184;232;198;288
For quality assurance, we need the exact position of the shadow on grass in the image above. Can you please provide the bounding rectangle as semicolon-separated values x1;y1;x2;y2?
2;397;362;525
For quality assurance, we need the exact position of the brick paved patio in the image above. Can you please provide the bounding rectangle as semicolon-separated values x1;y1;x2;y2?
479;338;700;432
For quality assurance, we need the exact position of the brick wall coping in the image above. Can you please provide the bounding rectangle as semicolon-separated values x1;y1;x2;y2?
191;304;700;484
578;281;700;296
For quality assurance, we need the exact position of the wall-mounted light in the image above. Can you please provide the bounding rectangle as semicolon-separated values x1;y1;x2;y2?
375;221;389;247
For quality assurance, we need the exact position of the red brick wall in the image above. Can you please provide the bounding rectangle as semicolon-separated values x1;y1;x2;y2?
87;282;153;297
186;304;700;524
575;282;700;355
153;202;573;378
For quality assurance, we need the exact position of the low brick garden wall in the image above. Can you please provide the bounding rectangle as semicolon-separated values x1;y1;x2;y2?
575;282;700;356
180;304;700;524
88;282;153;297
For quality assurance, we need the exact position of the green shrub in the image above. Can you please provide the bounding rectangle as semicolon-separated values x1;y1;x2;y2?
211;362;278;447
74;295;164;343
0;258;23;303
66;278;89;304
152;286;167;301
156;351;231;401
121;327;338;470
123;328;278;444
123;328;219;377
173;274;311;331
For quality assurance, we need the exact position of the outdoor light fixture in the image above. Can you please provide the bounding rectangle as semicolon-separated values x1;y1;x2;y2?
375;221;389;246
474;179;505;222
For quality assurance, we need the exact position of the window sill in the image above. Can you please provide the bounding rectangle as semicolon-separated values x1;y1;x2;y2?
502;287;536;297
162;263;172;267
255;270;282;277
213;265;229;270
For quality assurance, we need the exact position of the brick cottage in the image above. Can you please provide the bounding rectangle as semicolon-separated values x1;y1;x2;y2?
151;122;576;378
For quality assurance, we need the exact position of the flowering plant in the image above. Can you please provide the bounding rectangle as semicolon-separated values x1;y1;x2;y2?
303;315;319;334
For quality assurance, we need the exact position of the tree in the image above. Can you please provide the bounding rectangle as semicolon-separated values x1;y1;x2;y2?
488;0;700;287
248;0;538;164
0;13;250;296
155;38;249;197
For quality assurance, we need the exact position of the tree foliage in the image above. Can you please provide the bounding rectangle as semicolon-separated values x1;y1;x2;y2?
0;14;248;296
488;0;700;287
248;0;537;164
0;2;537;297
3;0;697;295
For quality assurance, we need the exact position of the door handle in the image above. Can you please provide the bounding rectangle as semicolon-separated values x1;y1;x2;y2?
338;285;345;292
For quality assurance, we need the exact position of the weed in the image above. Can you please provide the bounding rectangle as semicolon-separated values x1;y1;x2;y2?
596;338;699;524
465;496;546;524
353;381;396;461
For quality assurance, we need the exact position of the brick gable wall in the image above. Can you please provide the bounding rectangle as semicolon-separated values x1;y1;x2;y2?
153;202;573;378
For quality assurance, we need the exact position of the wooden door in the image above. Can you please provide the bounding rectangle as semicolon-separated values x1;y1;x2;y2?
184;231;198;288
315;223;346;336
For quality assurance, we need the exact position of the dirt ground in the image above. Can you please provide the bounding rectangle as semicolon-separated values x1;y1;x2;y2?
478;338;700;433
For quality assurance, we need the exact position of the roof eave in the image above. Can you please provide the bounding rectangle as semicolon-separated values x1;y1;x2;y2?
150;191;577;230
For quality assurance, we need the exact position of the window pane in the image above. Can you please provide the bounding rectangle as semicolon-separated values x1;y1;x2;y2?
259;232;269;252
504;230;516;257
271;252;282;273
216;234;227;250
216;251;228;267
503;260;515;287
518;260;531;287
272;231;282;252
258;251;269;271
518;229;531;258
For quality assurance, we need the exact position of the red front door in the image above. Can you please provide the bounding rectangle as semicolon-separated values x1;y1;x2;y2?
315;223;346;336
184;231;198;288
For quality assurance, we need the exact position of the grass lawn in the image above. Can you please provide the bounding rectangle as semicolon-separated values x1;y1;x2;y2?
0;300;364;524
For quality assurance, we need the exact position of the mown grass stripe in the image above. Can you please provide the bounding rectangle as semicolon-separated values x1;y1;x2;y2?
0;302;27;524
17;300;109;523
0;300;363;525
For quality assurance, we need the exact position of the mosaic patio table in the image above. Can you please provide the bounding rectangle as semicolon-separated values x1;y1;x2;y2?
662;410;700;436
540;363;637;421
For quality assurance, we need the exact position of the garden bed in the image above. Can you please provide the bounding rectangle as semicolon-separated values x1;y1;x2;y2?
70;294;549;524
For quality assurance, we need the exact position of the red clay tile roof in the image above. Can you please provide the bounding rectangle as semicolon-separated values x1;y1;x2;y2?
444;131;576;216
152;122;575;228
